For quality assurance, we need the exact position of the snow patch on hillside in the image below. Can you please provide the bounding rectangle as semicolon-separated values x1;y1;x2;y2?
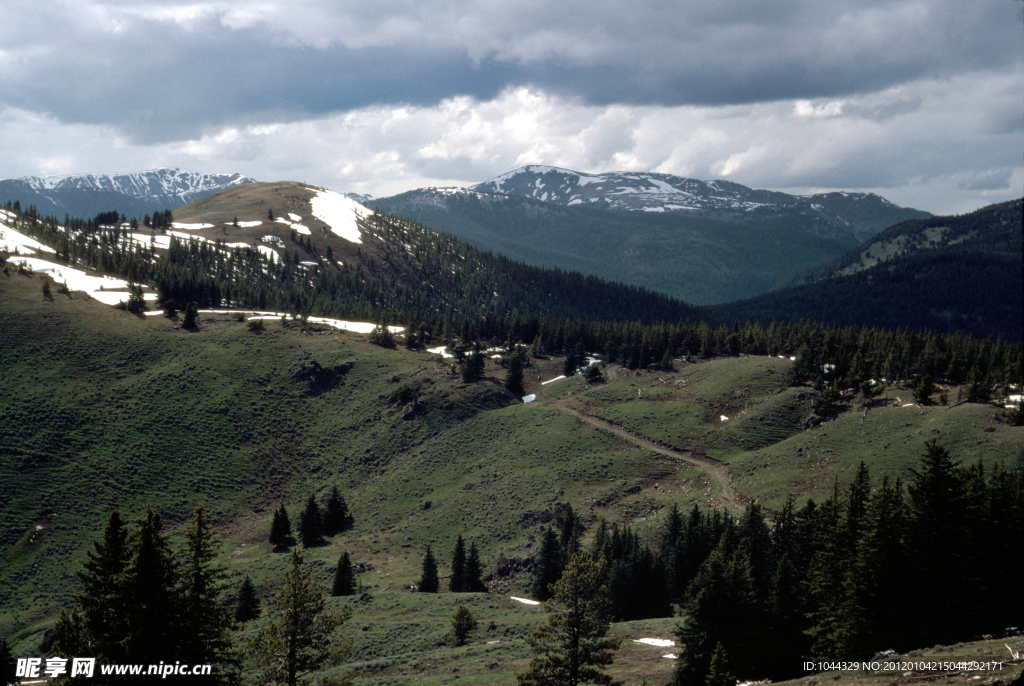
11;256;154;305
311;190;368;244
148;309;404;335
1;225;56;254
634;638;675;647
275;217;311;235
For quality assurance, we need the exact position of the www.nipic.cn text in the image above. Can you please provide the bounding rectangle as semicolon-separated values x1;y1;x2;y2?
16;657;213;679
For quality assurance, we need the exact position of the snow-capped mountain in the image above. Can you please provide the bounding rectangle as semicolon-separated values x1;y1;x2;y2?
472;165;929;238
0;168;256;220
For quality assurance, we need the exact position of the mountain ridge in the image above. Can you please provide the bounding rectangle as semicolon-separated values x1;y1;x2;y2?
470;165;931;239
0;167;256;221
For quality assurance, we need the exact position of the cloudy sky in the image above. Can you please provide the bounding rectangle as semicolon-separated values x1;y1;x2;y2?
1;0;1021;214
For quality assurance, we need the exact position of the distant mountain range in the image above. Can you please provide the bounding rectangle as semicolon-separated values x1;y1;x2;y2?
370;166;931;306
0;168;255;220
471;165;929;240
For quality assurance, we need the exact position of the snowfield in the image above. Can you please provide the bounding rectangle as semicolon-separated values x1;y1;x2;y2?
311;189;369;244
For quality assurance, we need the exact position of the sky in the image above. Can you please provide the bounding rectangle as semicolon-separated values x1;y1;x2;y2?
0;0;1021;215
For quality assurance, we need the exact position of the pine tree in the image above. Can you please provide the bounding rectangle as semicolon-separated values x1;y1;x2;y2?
236;576;262;622
419;546;439;593
450;606;477;647
838;474;908;658
464;542;485;593
532;527;562;601
368;324;396;348
176;504;240;683
323;486;349;534
450;536;467;593
332;552;356;597
704;644;735;686
183;302;198;329
269;504;291;548
906;439;969;645
804;480;850;658
1;638;18;686
55;509;131;664
672;534;756;686
506;351;525;394
462;345;485;382
297;495;323;548
118;507;181;668
516;554;622;686
248;550;351;686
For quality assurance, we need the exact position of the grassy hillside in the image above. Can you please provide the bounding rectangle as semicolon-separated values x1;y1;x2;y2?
2;270;1021;684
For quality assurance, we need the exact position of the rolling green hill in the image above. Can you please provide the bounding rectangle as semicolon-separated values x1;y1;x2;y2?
2;268;1021;685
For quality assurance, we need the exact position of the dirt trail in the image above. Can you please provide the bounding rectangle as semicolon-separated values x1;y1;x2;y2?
553;399;748;513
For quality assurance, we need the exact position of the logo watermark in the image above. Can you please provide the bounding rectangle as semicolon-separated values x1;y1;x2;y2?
16;658;212;679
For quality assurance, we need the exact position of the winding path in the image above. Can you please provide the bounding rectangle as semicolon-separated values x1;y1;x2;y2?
553;399;748;513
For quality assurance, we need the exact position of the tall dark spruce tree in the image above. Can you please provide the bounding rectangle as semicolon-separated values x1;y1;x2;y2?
419;546;439;593
235;576;262;622
332;552;356;597
464;542;486;593
54;509;131;666
269;504;291;548
450;536;467;593
53;506;238;684
906;439;970;646
323;486;349;534
176;505;241;683
119;507;181;671
297;495;324;548
532;528;563;601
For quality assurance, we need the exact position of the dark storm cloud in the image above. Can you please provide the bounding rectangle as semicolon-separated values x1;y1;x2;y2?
958;169;1013;191
0;0;1018;141
1;14;515;143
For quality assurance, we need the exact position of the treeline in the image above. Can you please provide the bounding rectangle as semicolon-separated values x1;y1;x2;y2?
5;203;1021;395
530;442;1024;683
